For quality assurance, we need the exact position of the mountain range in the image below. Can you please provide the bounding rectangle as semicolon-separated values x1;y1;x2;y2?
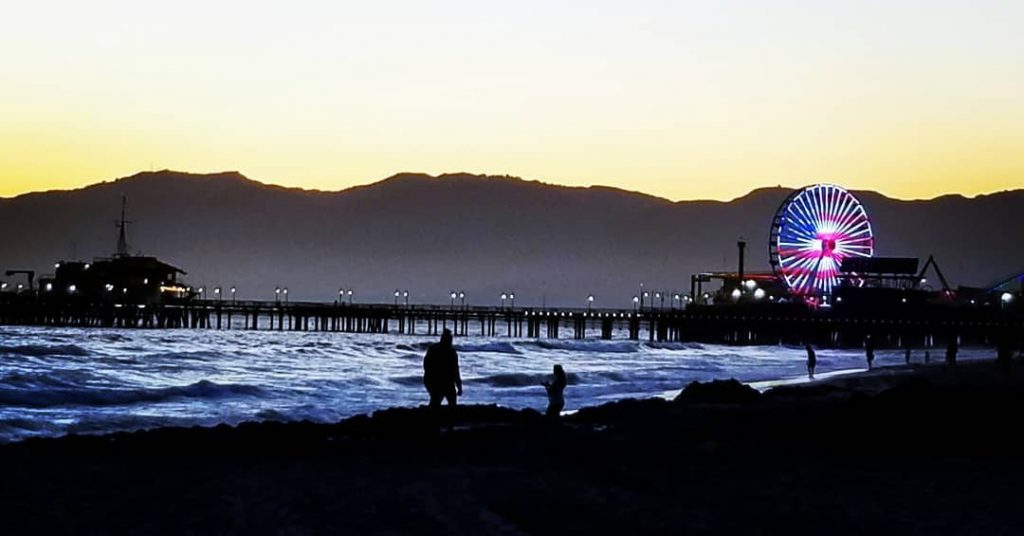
2;170;1022;306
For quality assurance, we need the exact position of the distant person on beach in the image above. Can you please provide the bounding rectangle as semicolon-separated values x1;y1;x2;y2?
997;334;1014;375
865;336;875;370
804;344;816;379
946;337;958;366
924;350;930;364
904;345;912;365
423;329;462;431
542;365;567;419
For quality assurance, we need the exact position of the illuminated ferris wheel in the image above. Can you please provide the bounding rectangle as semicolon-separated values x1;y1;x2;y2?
769;184;874;296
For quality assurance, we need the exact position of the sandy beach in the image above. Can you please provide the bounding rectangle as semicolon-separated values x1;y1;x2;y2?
3;357;1024;535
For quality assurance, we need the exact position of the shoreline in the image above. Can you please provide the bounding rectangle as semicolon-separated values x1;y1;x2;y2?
4;356;1023;533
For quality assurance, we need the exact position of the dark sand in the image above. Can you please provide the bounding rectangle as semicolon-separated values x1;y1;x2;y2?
3;359;1024;535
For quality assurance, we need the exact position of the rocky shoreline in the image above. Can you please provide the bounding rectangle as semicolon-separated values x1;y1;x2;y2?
3;359;1024;534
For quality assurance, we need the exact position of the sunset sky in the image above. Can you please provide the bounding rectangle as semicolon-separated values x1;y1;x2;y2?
2;1;1022;200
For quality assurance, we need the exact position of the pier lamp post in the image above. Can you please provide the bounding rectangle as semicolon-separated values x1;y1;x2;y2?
198;287;205;301
275;287;281;304
643;291;650;312
214;287;222;302
339;288;345;304
510;292;515;309
403;290;409;307
501;293;507;309
394;289;400;307
0;282;6;291
1001;292;1014;309
656;292;663;311
19;283;26;292
347;289;353;304
283;288;289;304
231;287;237;304
672;293;681;310
639;282;645;309
588;294;594;313
459;291;466;309
450;291;457;309
632;295;640;312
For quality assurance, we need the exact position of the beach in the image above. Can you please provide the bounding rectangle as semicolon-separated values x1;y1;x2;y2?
2;356;1023;534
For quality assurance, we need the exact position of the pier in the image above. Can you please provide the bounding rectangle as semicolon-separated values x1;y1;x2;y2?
0;294;1020;349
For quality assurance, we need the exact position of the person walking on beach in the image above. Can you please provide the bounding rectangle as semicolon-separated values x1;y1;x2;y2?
542;364;567;419
997;333;1014;375
865;335;875;370
805;344;817;379
946;337;958;366
423;329;462;431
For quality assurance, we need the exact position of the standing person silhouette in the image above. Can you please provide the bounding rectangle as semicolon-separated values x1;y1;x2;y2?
542;364;567;420
946;336;958;367
865;335;876;370
805;344;817;379
423;329;462;432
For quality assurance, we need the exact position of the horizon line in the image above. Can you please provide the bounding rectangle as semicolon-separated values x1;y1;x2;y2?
2;168;1022;204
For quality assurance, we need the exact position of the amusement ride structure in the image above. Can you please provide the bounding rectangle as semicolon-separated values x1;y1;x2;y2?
769;184;875;298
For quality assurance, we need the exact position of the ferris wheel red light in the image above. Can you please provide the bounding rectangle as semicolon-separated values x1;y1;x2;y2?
769;184;874;296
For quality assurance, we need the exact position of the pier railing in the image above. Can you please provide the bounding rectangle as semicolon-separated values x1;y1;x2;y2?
0;294;1020;348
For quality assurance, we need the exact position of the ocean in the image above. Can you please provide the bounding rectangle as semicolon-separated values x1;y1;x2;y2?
0;325;987;442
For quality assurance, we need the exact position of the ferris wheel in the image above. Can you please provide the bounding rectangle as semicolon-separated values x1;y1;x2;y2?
769;184;874;296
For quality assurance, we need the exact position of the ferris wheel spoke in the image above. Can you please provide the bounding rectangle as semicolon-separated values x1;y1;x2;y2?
793;193;820;231
835;211;870;237
781;224;817;242
787;202;818;236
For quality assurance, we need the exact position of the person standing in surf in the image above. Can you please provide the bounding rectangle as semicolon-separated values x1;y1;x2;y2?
542;364;567;420
865;335;876;370
805;344;817;379
423;328;463;432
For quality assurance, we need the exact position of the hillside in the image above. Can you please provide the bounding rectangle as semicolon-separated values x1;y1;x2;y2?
1;171;1022;306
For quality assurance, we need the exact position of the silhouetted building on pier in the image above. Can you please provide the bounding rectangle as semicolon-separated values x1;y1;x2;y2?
36;196;190;304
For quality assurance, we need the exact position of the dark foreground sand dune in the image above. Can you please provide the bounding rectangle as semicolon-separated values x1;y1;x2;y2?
3;361;1024;535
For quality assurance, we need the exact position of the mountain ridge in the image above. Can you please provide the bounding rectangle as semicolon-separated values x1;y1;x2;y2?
1;170;1022;305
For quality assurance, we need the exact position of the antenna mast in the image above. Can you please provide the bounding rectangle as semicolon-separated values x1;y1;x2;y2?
116;195;131;257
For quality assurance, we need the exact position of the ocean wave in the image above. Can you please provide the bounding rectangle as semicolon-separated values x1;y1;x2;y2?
530;340;639;353
644;342;706;351
0;380;267;408
467;373;546;387
0;344;90;357
389;375;424;387
467;372;584;388
0;370;98;389
454;342;521;354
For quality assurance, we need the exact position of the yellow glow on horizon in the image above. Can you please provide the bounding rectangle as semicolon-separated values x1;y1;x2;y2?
1;1;1023;201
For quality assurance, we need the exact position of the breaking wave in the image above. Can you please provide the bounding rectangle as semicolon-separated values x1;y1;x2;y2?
0;344;90;357
0;380;267;408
